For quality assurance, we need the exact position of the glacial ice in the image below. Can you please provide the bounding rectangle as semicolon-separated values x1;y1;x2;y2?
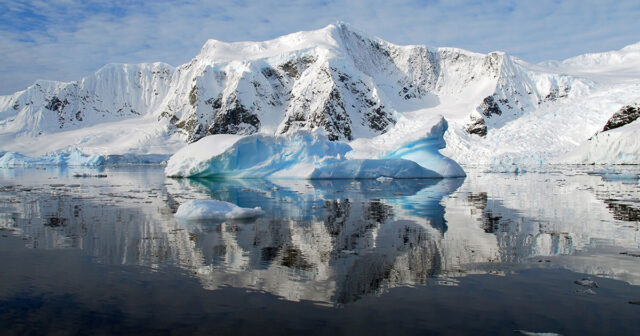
383;137;465;178
175;199;264;220
0;150;104;167
0;150;170;167
349;115;466;178
164;128;462;179
309;159;440;179
565;118;640;164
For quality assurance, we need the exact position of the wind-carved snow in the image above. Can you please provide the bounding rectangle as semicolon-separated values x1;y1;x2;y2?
1;22;639;167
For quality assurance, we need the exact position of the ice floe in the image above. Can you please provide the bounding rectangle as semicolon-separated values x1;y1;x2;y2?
174;199;264;220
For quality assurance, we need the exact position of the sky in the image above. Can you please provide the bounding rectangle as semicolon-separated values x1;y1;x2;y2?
1;0;639;95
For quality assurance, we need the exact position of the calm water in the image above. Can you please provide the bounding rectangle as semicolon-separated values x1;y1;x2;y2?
1;166;640;335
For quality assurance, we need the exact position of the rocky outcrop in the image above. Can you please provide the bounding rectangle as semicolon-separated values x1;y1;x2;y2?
465;114;487;137
602;103;640;132
479;96;502;117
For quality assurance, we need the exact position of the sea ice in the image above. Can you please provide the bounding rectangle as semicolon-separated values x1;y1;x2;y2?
174;199;264;220
574;278;599;288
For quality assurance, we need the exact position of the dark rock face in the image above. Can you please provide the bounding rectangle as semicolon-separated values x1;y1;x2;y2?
479;96;502;117
208;95;260;136
175;116;206;143
331;67;395;134
44;96;68;112
364;105;394;132
303;87;353;141
45;96;70;128
278;55;317;79
279;64;395;141
189;86;198;107
544;86;569;102
173;93;261;143
465;114;487;136
602;103;640;132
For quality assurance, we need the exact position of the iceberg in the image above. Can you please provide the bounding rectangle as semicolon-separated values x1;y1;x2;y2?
348;115;466;178
309;159;440;179
175;200;264;220
165;130;352;178
383;137;465;177
164;128;462;179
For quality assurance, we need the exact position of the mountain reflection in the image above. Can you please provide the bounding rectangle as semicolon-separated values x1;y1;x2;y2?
1;167;639;304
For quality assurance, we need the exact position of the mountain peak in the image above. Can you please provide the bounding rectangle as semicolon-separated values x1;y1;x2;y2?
196;23;354;63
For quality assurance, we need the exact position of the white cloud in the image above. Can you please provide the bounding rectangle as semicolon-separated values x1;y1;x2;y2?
1;0;639;94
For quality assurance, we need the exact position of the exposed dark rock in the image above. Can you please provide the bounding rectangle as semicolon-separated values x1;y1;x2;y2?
281;87;353;141
260;67;280;81
544;86;569;102
331;67;395;135
116;103;139;116
44;96;71;128
44;96;69;112
207;94;260;136
75;111;83;121
479;96;502;117
159;111;179;124
364;105;395;132
601;103;640;132
278;55;317;78
465;114;487;136
189;86;198;107
205;96;223;109
175;116;206;143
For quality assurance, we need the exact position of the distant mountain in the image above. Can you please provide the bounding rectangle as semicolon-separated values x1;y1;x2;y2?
0;23;638;165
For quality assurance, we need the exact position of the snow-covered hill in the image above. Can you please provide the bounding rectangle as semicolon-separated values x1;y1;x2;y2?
0;23;639;166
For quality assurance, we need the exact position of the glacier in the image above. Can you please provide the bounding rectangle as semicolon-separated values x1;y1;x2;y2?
0;150;169;167
0;150;105;167
566;118;640;164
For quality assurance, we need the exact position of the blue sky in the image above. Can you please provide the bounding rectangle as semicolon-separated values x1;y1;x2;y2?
1;0;639;95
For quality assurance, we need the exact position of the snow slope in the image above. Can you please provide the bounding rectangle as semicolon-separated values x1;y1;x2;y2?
563;98;640;164
1;23;639;168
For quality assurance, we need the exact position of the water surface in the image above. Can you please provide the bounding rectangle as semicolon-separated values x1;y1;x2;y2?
1;166;639;335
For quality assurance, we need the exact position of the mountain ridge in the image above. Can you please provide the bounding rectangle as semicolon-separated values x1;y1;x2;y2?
0;23;638;166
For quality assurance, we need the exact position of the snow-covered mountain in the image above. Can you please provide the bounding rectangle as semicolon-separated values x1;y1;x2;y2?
0;23;639;166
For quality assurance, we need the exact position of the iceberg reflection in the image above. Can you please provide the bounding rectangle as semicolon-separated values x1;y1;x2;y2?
1;167;640;304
